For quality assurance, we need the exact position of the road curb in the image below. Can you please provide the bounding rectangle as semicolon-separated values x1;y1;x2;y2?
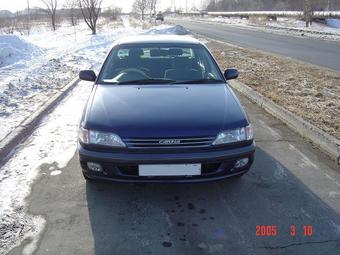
230;80;340;164
0;77;80;165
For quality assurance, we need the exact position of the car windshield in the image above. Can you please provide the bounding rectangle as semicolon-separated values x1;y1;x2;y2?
98;43;224;85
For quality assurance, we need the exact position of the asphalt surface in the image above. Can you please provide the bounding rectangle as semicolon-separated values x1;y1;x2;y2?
171;19;340;72
9;91;340;255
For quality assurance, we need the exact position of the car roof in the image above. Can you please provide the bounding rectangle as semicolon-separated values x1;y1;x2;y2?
113;35;202;46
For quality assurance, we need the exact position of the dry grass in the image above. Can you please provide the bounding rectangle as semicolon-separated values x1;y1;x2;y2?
128;17;154;30
206;40;340;139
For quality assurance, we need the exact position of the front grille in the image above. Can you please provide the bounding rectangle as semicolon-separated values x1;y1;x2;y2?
123;137;215;149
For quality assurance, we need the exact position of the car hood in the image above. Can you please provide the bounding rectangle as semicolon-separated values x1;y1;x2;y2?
84;83;248;138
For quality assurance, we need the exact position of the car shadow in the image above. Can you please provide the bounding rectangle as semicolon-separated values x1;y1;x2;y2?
86;148;340;255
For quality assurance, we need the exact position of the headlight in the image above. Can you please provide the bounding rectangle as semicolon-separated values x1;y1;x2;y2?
213;125;253;145
79;128;125;147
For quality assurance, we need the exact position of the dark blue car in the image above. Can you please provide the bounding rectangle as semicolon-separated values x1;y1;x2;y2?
78;35;255;182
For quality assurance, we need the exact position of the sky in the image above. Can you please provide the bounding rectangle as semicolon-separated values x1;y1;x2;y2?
0;0;204;13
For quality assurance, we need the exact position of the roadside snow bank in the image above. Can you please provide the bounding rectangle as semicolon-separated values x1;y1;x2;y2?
268;17;340;35
0;35;43;67
143;24;188;35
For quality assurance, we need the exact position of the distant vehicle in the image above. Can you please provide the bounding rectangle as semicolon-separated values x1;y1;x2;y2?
78;35;255;183
200;10;208;16
156;13;164;21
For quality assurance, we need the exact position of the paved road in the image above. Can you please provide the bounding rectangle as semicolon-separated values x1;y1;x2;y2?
172;19;340;72
8;87;340;255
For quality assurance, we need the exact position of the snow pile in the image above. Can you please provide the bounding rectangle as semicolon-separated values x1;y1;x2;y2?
143;24;188;35
210;16;250;26
267;17;340;34
0;35;43;67
326;19;340;29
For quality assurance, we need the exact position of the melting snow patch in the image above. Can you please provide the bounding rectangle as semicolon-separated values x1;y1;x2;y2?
21;217;46;255
50;170;62;176
329;191;340;198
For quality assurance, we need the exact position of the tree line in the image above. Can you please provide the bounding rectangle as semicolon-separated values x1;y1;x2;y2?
41;0;105;34
1;0;122;35
205;0;340;12
132;0;159;21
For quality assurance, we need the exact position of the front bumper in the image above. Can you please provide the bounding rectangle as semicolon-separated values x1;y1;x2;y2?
78;142;255;183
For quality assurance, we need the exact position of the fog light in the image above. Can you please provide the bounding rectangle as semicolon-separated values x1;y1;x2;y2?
234;158;249;168
87;162;103;172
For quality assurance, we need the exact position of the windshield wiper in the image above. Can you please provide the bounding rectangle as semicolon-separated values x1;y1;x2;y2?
173;78;224;84
114;78;176;85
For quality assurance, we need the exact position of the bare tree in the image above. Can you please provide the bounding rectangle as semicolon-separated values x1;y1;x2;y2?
1;16;17;34
150;0;158;16
78;0;103;34
102;6;122;21
133;0;151;21
204;0;338;12
64;0;78;26
41;0;58;31
304;0;323;27
304;0;313;27
27;0;31;35
112;7;122;20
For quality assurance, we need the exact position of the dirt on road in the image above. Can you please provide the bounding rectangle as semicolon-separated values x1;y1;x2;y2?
207;40;340;140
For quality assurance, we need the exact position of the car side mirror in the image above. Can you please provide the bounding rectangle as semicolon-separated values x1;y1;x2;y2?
79;70;96;82
224;68;239;80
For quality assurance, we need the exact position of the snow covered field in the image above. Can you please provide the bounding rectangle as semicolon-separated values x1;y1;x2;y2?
178;15;340;41
0;20;188;254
